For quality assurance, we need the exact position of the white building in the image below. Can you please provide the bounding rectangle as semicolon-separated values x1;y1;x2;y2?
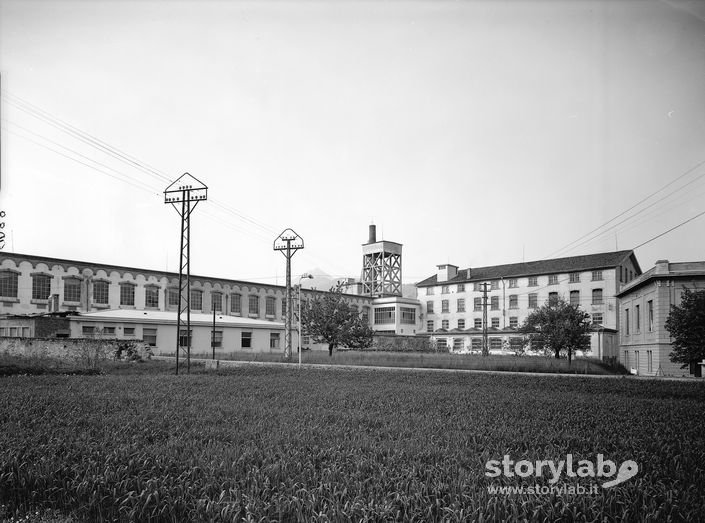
416;251;641;358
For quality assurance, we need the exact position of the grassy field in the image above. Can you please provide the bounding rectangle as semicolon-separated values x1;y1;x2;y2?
1;361;704;521
183;349;626;375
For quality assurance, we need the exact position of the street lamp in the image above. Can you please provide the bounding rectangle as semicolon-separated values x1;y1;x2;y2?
298;273;314;366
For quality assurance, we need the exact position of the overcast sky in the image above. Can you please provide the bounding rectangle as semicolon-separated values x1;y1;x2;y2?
1;0;704;286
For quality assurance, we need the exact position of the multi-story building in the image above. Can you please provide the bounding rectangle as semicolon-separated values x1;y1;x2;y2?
617;260;705;377
417;251;641;358
0;252;373;353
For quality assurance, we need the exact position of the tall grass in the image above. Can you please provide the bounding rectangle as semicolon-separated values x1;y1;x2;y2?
1;367;704;521
184;349;623;375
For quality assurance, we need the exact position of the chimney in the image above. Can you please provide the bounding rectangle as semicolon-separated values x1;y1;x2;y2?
368;224;377;244
436;264;458;283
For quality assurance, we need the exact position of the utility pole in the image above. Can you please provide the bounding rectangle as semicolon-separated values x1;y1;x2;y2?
211;306;216;360
481;282;490;356
274;229;304;360
164;173;207;375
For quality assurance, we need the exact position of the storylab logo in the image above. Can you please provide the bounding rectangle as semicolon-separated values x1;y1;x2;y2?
485;454;639;495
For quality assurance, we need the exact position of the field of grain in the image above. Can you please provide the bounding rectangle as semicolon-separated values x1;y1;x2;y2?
1;363;704;521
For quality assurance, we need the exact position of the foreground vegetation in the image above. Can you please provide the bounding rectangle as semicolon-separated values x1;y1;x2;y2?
1;362;704;521
188;349;626;375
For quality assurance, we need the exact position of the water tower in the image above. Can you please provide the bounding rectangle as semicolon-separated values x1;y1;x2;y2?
361;224;402;297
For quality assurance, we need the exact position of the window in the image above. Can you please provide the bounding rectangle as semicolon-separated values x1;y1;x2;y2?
648;300;654;332
508;279;518;288
0;271;19;298
441;285;450;294
249;295;259;316
374;307;395;324
231;294;241;314
474;297;482;311
569;272;580;283
190;290;203;311
473;283;481;291
401;307;416;324
212;293;223;312
570;290;580;306
509;316;518;328
32;274;52;300
143;328;157;346
64;278;81;303
94;281;109;305
528;293;538;309
441;300;449;313
426;301;434;314
269;333;280;349
528;276;538;287
592;289;603;305
437;338;448;350
647;351;653;374
104;326;115;335
491;281;499;291
426;287;434;295
120;283;135;306
548;292;559;305
457;299;465;313
471;338;482;351
179;329;191;346
625;309;630;335
266;296;276;316
491;317;499;328
212;330;223;348
635;304;640;333
427;320;434;332
509;338;524;351
474;318;482;329
458;319;465;329
82;326;95;336
592;270;603;281
453;338;464;351
457;284;465;292
592;313;603;325
548;274;559;285
168;288;179;307
124;327;135;336
441;319;449;330
490;296;499;311
629;270;633;281
509;295;518;309
490;338;502;350
145;287;159;308
241;331;252;348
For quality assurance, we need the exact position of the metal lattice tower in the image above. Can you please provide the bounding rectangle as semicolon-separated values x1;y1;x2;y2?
361;224;402;297
274;228;304;360
164;173;207;375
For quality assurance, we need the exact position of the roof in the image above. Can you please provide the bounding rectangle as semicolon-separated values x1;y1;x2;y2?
417;250;638;287
73;309;284;329
617;260;705;297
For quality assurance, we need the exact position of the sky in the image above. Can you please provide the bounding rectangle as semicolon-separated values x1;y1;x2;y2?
1;0;705;287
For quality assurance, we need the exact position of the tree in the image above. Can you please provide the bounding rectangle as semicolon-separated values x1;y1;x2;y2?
519;296;591;364
665;288;705;375
301;284;374;356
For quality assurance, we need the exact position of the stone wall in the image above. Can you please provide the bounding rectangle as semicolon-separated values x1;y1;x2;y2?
0;337;151;367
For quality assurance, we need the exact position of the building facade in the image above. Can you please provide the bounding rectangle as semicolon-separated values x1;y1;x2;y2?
617;260;705;377
417;251;641;358
0;252;373;353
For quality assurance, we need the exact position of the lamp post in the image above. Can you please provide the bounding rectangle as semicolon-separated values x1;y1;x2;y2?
298;273;314;366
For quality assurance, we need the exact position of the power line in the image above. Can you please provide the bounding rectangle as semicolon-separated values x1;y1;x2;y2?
545;158;705;259
633;208;705;250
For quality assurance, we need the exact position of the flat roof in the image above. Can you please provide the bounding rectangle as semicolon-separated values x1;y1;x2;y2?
74;309;284;329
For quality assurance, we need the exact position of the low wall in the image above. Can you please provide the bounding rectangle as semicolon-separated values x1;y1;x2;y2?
0;337;151;367
368;334;446;353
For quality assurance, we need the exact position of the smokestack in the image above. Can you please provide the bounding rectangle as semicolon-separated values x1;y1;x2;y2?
368;224;377;244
